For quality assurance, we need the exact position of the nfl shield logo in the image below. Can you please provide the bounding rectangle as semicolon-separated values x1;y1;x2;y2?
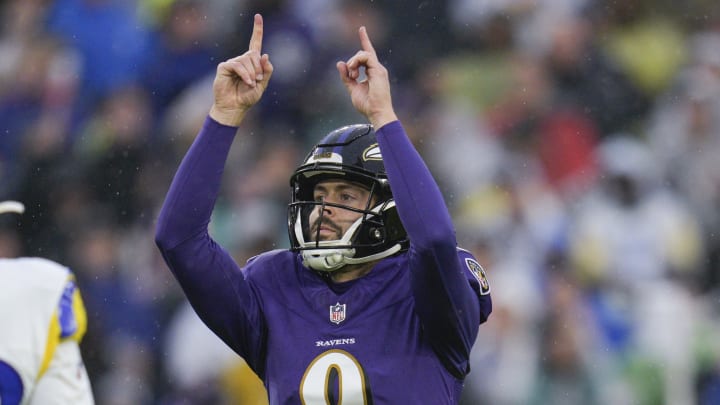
330;302;346;324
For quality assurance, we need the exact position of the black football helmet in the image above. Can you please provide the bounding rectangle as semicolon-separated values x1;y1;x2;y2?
288;124;408;271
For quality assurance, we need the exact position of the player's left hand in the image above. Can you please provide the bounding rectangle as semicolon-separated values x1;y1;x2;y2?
337;27;398;129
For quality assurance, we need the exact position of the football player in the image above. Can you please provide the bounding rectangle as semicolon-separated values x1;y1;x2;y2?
155;14;492;404
0;201;94;405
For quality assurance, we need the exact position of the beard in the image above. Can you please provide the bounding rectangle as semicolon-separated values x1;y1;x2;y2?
310;218;343;241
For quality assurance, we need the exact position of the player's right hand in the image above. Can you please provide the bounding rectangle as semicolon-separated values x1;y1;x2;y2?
210;13;273;127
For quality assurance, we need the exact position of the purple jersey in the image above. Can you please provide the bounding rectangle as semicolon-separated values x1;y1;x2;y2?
156;118;492;404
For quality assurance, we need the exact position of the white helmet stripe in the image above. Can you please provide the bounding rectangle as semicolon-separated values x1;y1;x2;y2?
0;201;25;215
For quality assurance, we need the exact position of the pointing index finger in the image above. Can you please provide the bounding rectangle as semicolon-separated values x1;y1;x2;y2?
249;14;264;53
358;26;375;53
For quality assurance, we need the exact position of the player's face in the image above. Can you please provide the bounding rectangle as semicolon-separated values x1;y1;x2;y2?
309;179;372;241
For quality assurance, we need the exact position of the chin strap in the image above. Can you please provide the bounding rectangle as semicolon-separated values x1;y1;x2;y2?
301;242;402;272
302;248;355;271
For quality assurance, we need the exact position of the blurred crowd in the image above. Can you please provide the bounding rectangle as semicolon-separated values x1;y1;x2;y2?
1;0;719;404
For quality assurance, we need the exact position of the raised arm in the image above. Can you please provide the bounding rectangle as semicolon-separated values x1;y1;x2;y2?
154;14;273;361
337;28;484;377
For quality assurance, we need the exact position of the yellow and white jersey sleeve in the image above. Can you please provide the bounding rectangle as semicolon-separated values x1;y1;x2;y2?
0;257;94;405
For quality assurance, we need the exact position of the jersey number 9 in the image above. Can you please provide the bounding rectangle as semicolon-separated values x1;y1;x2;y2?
299;349;370;404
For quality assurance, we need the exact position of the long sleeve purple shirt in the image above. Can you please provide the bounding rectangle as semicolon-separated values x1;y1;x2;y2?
155;117;492;404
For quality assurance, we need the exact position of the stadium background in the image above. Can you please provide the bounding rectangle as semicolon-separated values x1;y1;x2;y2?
0;0;719;403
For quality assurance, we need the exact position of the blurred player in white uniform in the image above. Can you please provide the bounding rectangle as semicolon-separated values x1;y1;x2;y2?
0;201;94;405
